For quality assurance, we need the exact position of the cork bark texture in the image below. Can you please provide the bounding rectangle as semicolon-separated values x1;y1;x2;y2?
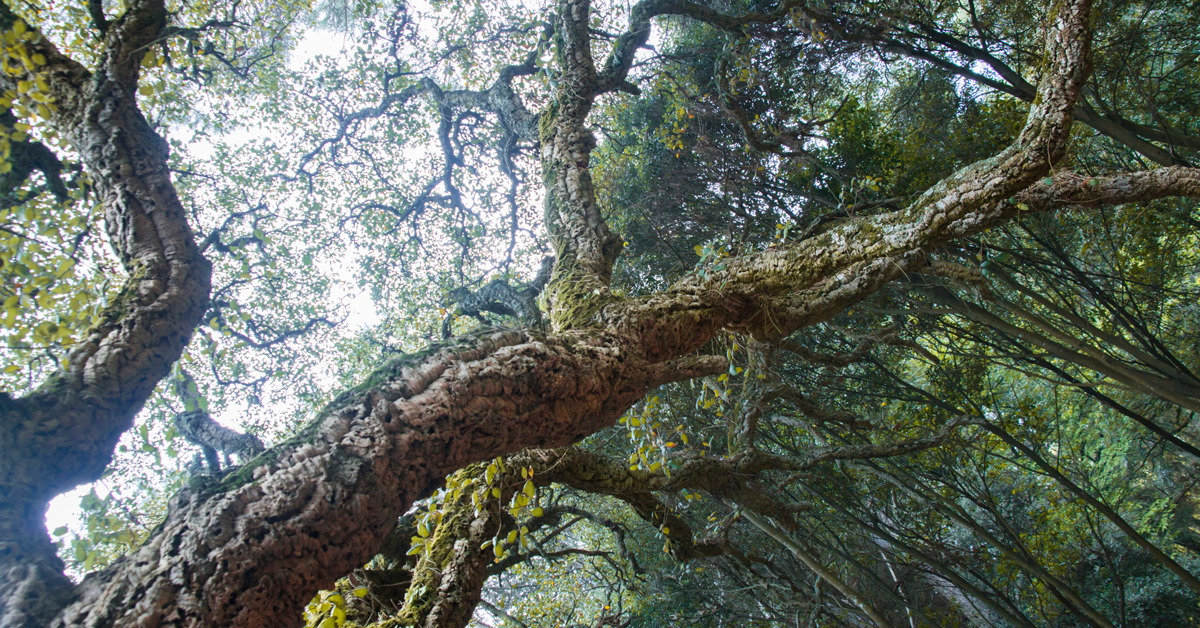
2;0;1198;626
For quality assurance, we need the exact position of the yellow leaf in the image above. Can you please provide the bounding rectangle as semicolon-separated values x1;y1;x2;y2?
485;463;496;485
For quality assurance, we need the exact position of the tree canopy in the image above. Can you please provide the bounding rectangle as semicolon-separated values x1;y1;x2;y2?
1;0;1199;626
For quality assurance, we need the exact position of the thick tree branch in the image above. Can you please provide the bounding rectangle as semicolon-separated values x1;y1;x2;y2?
0;1;211;624
588;0;1098;355
8;1;1196;626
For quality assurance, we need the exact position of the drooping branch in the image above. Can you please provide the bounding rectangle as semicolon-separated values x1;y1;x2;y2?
742;511;895;628
773;323;924;368
753;0;1199;167
914;282;1200;412
537;449;723;561
392;444;727;628
883;32;1196;167
981;421;1200;596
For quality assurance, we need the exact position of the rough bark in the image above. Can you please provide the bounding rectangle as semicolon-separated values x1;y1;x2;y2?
388;445;726;628
0;0;1197;626
0;2;210;625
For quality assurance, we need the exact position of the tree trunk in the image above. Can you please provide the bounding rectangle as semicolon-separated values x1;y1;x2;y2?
1;0;1196;625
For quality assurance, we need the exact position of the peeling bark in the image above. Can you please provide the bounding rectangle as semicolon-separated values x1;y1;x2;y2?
47;328;724;627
